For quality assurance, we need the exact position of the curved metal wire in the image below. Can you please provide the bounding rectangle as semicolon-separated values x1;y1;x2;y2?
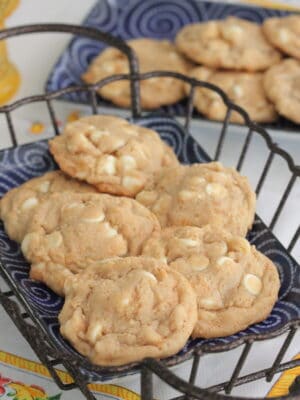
0;23;299;400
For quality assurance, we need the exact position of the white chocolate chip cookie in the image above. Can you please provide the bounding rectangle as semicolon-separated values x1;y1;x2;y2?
136;162;256;236
59;257;197;366
263;16;300;60
82;38;191;109
264;58;300;124
22;192;160;295
0;171;97;243
49;115;179;197
187;66;277;123
176;17;281;71
142;226;280;338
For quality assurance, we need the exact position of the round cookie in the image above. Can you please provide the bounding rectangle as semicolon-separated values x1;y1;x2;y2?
264;58;300;124
187;66;277;123
49;115;179;197
59;257;197;366
21;192;160;296
175;17;281;71
263;16;300;60
82;38;191;109
136;162;256;236
142;226;280;338
0;171;97;243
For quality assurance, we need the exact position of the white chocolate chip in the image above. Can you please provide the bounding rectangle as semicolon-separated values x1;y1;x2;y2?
38;181;50;193
188;255;209;271
21;232;38;256
224;24;243;39
178;190;196;201
199;297;218;308
63;202;84;211
206;183;227;198
278;28;290;43
103;222;118;238
160;257;168;263
87;323;102;343
75;171;87;180
229;237;251;254
217;256;235;266
232;84;243;98
46;231;63;249
189;176;206;186
243;274;262;295
112;137;126;151
82;213;105;223
136;191;158;205
120;155;137;171
21;197;39;211
141;271;157;283
90;129;109;143
122;176;142;189
179;238;198;247
98;155;117;175
101;62;115;73
32;262;45;272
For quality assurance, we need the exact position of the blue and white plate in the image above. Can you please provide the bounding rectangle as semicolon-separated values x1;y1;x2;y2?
46;0;299;131
0;115;299;382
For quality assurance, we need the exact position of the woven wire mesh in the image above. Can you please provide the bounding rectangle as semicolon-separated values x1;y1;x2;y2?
0;24;299;400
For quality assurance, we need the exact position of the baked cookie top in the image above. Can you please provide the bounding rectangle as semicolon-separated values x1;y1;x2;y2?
21;192;160;296
263;16;300;60
0;170;96;243
59;257;197;366
49;115;179;197
188;66;277;123
175;17;281;71
142;226;280;338
82;38;191;109
136;162;256;236
264;58;300;124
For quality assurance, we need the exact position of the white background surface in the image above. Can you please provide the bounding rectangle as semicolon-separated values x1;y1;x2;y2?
0;1;299;399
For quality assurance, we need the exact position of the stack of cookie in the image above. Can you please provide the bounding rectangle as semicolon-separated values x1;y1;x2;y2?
0;115;280;366
83;15;300;125
175;15;300;124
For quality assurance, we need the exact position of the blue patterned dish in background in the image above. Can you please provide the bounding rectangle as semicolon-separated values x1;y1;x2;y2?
46;0;299;130
0;115;299;381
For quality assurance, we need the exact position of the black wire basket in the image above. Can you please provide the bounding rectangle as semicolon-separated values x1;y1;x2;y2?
0;24;299;400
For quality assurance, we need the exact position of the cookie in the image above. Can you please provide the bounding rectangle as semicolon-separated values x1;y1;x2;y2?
82;38;191;109
21;192;160;295
264;58;300;124
0;171;97;243
59;256;197;366
187;66;277;123
263;16;300;60
136;162;256;236
142;226;280;338
49;115;179;197
175;17;281;71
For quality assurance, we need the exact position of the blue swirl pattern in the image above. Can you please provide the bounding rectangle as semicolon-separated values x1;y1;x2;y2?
46;0;290;113
0;116;299;381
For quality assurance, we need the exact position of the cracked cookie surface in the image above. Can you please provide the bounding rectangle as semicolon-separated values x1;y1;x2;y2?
136;162;256;236
59;256;197;366
142;226;280;338
21;192;160;295
49;115;179;197
0;170;96;242
82;38;191;109
176;17;281;71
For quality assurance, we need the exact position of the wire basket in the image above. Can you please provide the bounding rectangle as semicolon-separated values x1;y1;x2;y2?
0;24;299;400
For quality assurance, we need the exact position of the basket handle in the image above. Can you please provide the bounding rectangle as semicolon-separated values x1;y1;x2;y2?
0;23;141;117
